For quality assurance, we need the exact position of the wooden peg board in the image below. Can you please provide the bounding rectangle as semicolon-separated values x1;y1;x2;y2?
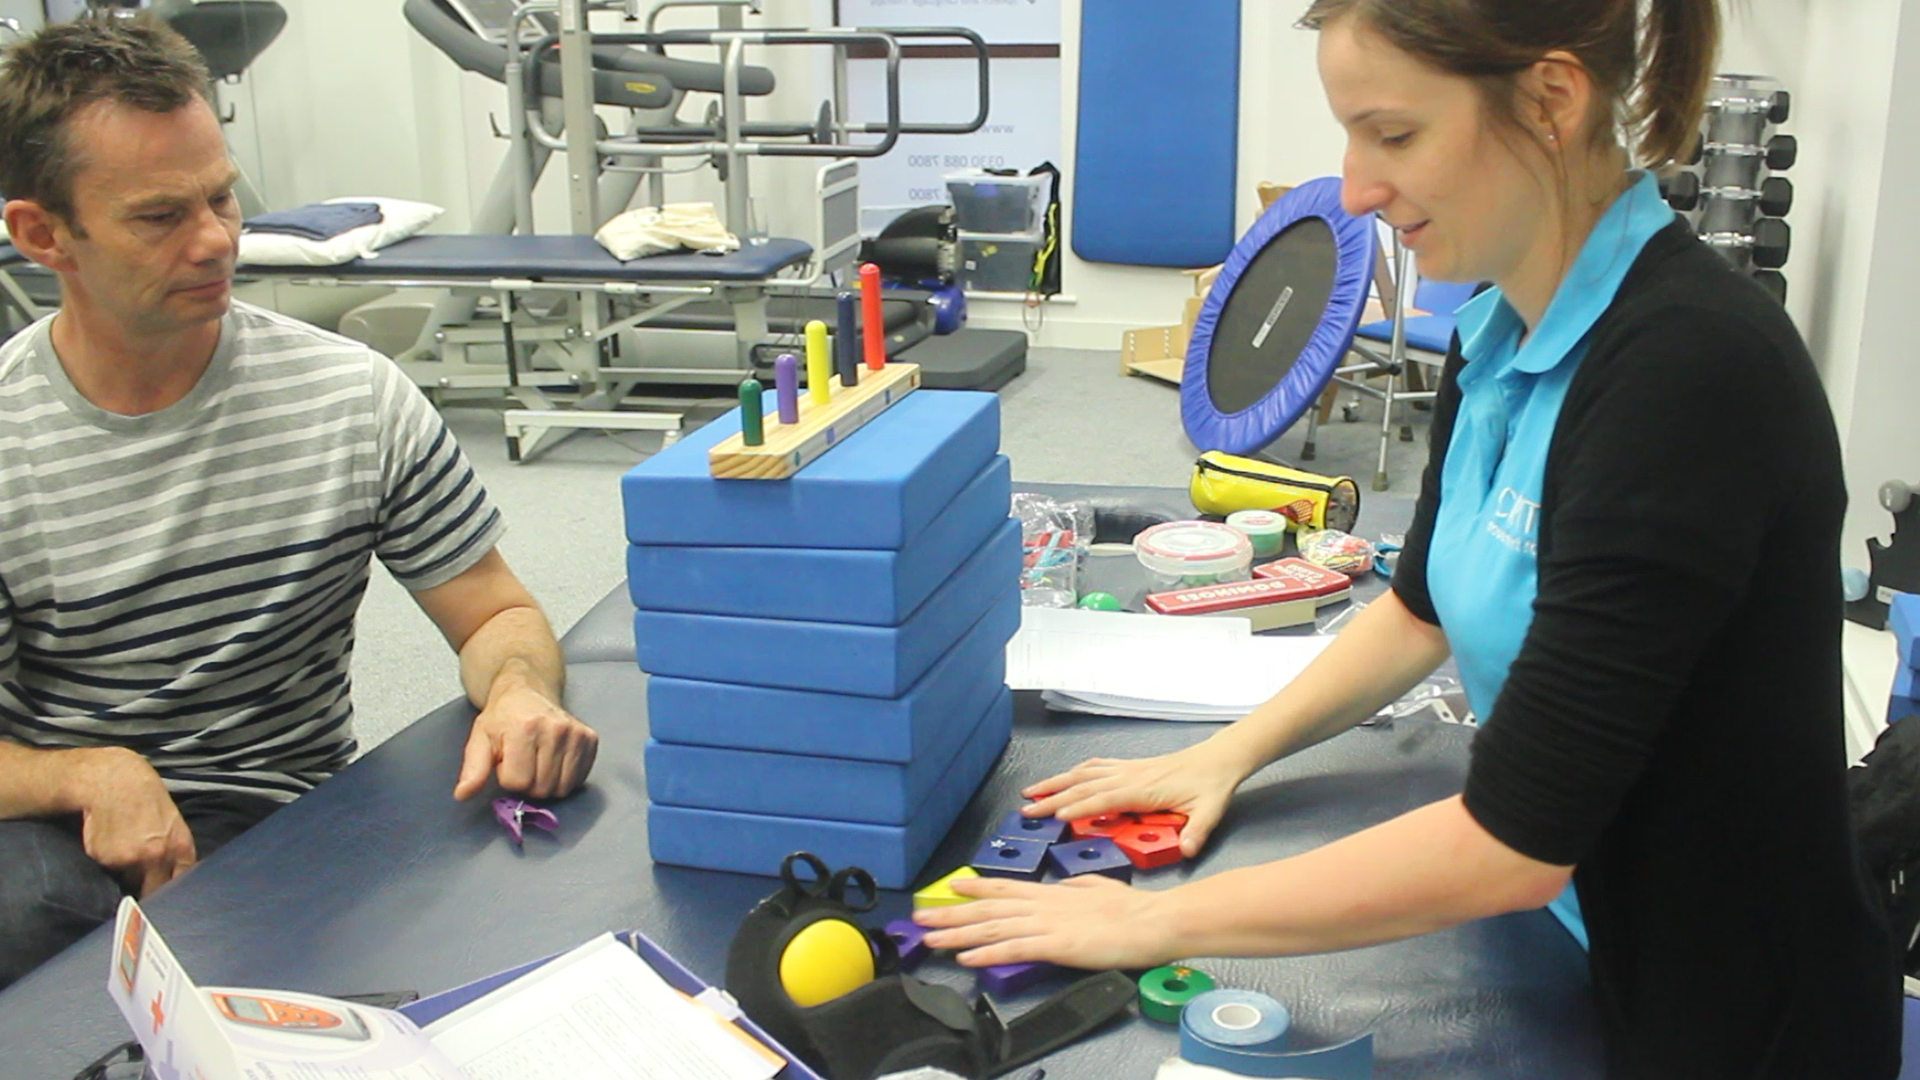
708;363;922;479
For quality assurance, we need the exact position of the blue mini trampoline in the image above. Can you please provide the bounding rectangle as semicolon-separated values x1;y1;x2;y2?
1181;177;1377;456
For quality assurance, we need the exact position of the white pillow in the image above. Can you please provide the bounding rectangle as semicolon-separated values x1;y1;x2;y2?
238;196;444;267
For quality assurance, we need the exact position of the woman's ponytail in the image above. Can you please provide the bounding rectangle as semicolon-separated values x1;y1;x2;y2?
1630;0;1721;168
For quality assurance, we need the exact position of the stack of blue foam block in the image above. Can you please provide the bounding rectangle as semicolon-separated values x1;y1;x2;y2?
1891;594;1919;725
621;389;1020;889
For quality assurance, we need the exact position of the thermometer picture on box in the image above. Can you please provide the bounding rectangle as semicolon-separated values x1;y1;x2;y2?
211;992;372;1041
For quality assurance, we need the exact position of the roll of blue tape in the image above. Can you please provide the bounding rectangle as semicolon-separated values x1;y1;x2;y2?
1179;988;1374;1080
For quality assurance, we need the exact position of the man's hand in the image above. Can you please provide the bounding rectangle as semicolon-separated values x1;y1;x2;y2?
453;675;598;801
72;747;196;897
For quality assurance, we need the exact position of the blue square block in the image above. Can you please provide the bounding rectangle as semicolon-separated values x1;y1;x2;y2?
647;689;1014;889
971;835;1049;880
634;519;1019;696
628;456;1011;625
647;592;1018;762
1046;838;1133;883
1892;593;1919;670
621;389;999;549
1893;663;1919;725
645;671;1007;825
995;809;1067;845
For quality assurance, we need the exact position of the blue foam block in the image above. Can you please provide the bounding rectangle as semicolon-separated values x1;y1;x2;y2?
1891;593;1919;669
648;688;1014;889
629;456;1012;625
621;389;999;549
647;591;1018;762
634;519;1020;696
1892;663;1919;725
646;669;1008;824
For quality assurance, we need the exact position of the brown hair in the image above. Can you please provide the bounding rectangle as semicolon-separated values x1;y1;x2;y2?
1298;0;1720;169
0;14;211;221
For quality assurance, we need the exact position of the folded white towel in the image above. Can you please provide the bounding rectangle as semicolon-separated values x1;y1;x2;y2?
594;201;740;260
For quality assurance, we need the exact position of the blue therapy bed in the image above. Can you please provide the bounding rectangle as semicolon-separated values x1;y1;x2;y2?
241;233;818;460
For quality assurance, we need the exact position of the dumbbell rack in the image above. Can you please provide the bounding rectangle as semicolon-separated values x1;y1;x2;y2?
1658;74;1795;303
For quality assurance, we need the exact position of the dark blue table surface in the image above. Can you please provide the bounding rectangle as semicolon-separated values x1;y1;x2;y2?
0;483;1599;1080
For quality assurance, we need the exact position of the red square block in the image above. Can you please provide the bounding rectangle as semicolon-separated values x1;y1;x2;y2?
1113;822;1183;869
1068;812;1132;840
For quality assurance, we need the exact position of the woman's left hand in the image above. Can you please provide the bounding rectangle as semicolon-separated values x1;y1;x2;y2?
912;874;1182;970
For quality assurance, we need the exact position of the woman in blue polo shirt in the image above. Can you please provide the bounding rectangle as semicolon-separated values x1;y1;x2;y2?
916;0;1902;1073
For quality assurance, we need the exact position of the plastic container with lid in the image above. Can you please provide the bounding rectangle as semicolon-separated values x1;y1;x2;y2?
1225;509;1290;557
1133;520;1253;591
945;170;1049;234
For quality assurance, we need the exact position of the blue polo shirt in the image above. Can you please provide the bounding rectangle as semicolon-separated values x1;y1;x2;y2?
1425;171;1676;948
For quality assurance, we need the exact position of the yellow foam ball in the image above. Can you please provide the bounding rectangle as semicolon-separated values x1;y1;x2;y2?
778;919;876;1007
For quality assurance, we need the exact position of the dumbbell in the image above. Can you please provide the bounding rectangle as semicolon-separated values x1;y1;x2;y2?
1661;170;1701;211
1752;269;1787;305
1758;175;1793;217
1766;133;1797;171
1702;218;1791;269
1768;89;1791;125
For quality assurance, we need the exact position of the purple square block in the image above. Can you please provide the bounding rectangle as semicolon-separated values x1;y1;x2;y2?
979;960;1059;996
972;835;1050;880
1046;837;1133;882
884;918;930;970
995;809;1068;845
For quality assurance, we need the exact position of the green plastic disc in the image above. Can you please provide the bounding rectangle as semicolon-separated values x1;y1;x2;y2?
1138;964;1218;1023
1077;591;1122;611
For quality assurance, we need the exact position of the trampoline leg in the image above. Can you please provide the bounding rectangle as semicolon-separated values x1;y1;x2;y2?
1302;395;1322;461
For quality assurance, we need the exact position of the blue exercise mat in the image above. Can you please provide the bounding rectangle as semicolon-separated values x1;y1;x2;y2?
627;456;1012;625
1891;593;1918;669
1072;0;1240;268
647;592;1018;762
1182;177;1377;455
621;389;1000;549
646;666;1000;824
633;519;1020;696
647;688;1013;889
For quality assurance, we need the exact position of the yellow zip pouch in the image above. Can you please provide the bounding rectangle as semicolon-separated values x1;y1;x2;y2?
1189;451;1361;534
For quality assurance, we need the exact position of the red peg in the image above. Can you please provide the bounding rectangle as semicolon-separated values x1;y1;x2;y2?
860;263;886;371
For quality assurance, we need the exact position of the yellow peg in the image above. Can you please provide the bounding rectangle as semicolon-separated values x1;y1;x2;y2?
806;320;831;405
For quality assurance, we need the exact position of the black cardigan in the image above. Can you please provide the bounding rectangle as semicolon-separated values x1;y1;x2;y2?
1393;220;1902;1079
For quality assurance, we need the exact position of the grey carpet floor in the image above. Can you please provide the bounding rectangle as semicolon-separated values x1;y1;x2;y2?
346;347;1433;752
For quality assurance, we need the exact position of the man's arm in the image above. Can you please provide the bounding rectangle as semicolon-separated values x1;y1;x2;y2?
0;740;196;896
411;548;599;801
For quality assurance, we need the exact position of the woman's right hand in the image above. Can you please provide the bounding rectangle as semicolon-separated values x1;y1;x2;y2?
1019;739;1251;858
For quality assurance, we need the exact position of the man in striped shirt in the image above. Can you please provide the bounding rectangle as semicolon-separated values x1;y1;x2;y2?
0;17;599;988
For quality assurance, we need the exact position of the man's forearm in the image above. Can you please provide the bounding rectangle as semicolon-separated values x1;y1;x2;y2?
456;605;566;708
1206;589;1452;778
1160;796;1571;958
0;738;100;820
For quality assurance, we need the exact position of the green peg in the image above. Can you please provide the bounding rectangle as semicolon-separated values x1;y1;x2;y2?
739;378;765;446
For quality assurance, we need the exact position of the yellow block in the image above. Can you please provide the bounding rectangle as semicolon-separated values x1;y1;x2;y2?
778;918;876;1007
912;866;980;909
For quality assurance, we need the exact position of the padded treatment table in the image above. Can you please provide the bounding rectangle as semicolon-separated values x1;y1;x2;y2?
897;327;1029;392
240;234;814;284
0;484;1603;1080
0;244;23;269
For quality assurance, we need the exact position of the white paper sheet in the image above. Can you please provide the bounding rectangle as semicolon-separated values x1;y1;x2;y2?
424;934;779;1080
1007;607;1334;718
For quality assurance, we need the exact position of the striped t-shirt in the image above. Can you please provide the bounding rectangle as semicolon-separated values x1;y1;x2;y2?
0;301;505;801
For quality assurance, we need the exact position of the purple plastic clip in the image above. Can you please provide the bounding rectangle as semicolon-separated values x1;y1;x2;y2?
492;797;559;845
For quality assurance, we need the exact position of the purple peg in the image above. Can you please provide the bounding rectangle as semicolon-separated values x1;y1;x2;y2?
884;918;931;971
774;354;800;424
492;797;558;845
979;960;1059;996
